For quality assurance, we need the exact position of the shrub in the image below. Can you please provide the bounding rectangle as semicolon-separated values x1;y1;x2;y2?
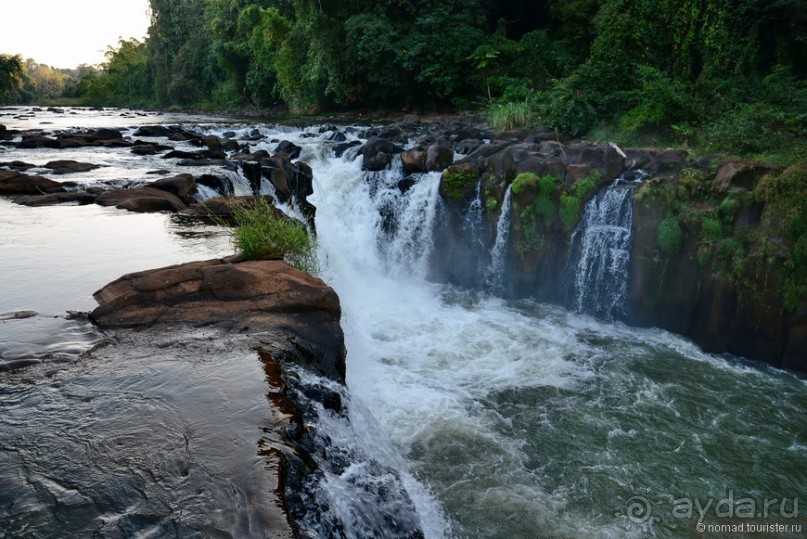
657;216;683;256
560;194;581;232
701;218;723;243
719;197;740;223
229;197;317;273
511;172;539;195
442;169;478;199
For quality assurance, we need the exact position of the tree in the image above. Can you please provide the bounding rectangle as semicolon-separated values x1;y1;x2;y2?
0;54;25;104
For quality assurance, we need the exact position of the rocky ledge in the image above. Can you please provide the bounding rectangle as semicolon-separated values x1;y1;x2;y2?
88;255;352;535
90;256;345;382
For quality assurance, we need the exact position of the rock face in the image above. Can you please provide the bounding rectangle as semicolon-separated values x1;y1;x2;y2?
427;130;807;372
90;257;346;382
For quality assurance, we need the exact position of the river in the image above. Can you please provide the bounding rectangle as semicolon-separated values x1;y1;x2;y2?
1;107;805;538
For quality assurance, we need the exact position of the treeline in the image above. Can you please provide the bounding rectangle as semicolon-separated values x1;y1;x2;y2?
2;0;806;160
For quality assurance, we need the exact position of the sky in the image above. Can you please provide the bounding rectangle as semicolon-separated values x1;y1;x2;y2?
0;0;152;69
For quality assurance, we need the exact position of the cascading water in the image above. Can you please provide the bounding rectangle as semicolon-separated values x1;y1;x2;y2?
567;179;635;320
485;185;513;292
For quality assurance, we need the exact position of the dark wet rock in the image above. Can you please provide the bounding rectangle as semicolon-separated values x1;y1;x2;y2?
13;191;98;206
401;149;427;174
0;160;35;170
87;127;124;141
196;174;234;197
426;140;454;172
16;134;63;149
150;173;196;202
176;158;228;167
276;140;302;160
361;137;402;171
133;125;172;137
90;257;346;382
42;160;102;175
364;151;394;171
163;149;224;160
131;145;159;156
332;140;361;158
0;170;65;195
454;139;482;155
95;186;187;213
564;142;624;181
398;177;417;193
329;131;347;142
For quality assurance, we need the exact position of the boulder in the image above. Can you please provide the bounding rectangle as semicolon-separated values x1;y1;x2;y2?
16;135;63;149
42;160;102;175
150;173;196;202
0;160;35;170
87;128;123;141
276;140;302;160
401;149;427;174
196;174;234;197
364;152;394;171
712;160;779;193
426;140;454;172
455;139;482;155
90;257;345;382
133;125;172;137
0;170;65;195
361;137;402;170
564;143;624;181
95;186;187;213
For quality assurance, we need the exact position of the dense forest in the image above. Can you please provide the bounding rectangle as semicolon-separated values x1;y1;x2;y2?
2;0;806;161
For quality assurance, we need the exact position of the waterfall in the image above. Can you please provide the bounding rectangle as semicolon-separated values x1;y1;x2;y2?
364;157;442;278
485;185;513;292
567;180;635;320
467;181;487;267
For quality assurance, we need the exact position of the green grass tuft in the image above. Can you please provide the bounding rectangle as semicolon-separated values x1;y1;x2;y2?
229;197;318;273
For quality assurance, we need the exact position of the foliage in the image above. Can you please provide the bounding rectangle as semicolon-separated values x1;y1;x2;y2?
0;54;25;103
228;197;317;273
511;172;538;195
11;0;804;166
559;194;581;232
442;169;478;200
488;101;532;131
656;216;683;256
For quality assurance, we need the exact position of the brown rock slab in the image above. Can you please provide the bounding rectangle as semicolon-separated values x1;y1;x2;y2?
0;170;65;195
90;258;345;382
95;186;187;213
